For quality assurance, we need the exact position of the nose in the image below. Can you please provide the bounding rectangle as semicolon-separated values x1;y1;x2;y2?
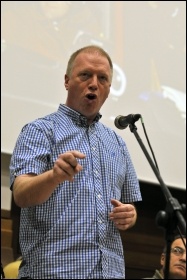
180;252;186;262
88;75;98;91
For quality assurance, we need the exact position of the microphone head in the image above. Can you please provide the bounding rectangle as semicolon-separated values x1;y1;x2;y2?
114;114;141;130
114;115;128;129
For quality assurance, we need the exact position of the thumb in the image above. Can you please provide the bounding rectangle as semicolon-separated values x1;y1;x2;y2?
111;199;122;207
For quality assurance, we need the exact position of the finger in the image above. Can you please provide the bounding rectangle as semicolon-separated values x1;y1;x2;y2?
115;223;129;231
110;199;122;207
55;160;74;177
70;150;86;160
61;151;85;168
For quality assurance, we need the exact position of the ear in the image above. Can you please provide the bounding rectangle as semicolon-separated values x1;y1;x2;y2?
64;74;69;90
160;253;165;266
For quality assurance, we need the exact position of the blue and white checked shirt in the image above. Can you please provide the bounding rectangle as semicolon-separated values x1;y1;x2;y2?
10;104;142;279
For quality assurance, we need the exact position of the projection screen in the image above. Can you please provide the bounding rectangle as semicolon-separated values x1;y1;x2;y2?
1;1;186;190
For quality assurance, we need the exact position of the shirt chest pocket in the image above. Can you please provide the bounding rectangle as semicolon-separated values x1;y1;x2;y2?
100;143;127;192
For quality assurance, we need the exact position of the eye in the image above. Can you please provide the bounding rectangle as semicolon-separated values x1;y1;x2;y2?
80;72;90;80
99;75;108;83
173;248;180;253
171;247;185;256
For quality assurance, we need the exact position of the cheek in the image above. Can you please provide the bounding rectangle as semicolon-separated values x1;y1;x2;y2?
169;256;179;271
100;95;108;107
102;90;110;101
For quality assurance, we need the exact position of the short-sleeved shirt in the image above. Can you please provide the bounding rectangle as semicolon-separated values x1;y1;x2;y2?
10;104;142;279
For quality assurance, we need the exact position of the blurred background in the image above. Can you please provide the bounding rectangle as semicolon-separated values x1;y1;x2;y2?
1;1;186;278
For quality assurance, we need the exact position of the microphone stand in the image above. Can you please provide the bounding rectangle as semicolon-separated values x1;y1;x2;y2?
128;122;186;279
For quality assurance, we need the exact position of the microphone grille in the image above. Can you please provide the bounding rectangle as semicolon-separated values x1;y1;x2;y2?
114;115;126;129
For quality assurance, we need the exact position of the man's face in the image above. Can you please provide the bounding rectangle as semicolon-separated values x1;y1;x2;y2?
161;238;186;279
64;51;112;124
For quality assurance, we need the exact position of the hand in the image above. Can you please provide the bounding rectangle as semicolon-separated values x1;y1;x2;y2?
109;199;137;231
53;150;86;183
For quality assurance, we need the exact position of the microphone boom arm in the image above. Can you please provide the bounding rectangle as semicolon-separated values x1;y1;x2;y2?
128;123;186;234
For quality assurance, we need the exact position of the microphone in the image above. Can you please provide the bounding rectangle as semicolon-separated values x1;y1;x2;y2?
114;114;141;129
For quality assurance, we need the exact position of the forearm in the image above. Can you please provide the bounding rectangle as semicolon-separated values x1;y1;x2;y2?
12;151;86;208
13;171;59;208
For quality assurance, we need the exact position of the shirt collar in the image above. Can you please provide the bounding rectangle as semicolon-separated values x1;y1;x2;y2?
58;104;102;126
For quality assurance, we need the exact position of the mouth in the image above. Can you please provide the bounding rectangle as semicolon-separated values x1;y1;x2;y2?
85;93;97;100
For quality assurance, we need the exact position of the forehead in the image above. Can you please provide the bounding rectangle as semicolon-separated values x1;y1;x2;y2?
172;238;186;248
73;52;111;70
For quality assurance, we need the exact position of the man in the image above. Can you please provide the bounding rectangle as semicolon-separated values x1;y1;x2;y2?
143;235;186;279
10;45;142;279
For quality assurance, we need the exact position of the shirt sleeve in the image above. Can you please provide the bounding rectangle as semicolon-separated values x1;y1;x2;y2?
9;121;53;189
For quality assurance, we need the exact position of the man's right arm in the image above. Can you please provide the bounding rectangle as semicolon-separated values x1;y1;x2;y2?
13;150;86;208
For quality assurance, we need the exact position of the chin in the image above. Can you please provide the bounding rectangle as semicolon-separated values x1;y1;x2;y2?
173;272;186;279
